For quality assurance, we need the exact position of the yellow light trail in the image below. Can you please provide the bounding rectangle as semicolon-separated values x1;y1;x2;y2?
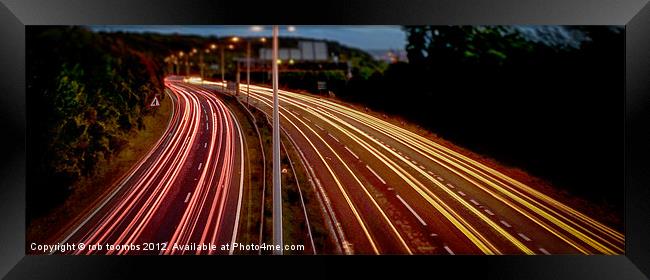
302;95;623;254
239;83;624;254
267;86;623;254
247;91;414;254
248;88;525;254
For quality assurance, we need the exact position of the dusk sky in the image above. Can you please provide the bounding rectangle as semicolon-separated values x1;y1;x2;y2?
88;25;408;51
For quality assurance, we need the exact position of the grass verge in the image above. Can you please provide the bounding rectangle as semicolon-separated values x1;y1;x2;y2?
222;90;336;254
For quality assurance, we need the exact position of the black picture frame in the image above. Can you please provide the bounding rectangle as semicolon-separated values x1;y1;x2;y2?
1;0;649;279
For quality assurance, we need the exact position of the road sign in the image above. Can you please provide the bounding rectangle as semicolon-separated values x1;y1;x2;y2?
227;81;237;95
317;81;327;90
150;96;160;107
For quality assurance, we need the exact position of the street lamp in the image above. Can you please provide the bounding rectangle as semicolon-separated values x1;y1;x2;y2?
204;42;226;86
231;34;267;107
212;40;237;88
177;51;184;76
260;25;295;255
227;39;245;97
221;45;225;83
178;51;190;77
199;49;210;79
165;55;177;75
187;50;194;76
207;42;227;83
271;25;282;255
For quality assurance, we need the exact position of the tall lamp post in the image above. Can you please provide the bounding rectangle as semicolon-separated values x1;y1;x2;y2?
247;37;267;107
178;51;186;77
231;35;267;107
221;46;225;82
207;42;229;89
271;25;282;255
171;54;179;75
189;48;197;76
200;49;208;79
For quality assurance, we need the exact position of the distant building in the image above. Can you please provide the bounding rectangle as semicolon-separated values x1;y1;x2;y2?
367;49;408;63
259;40;329;61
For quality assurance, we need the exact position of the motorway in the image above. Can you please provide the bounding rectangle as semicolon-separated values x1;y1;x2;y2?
56;77;246;255
201;81;625;255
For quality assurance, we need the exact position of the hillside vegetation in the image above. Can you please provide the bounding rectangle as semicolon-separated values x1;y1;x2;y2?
27;27;165;220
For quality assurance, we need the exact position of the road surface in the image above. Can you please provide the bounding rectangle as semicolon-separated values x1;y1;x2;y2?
56;77;246;255
207;81;624;255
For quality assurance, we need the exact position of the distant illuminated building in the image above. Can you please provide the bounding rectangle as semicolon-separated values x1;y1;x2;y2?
259;40;329;62
367;49;408;63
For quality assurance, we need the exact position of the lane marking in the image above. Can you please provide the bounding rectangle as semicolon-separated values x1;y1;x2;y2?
430;233;438;237
366;165;386;184
344;146;359;159
229;109;246;255
419;165;425;170
314;124;324;130
204;142;207;148
411;160;417;165
198;162;203;170
444;246;455;255
500;220;512;228
184;192;192;203
484;209;495;216
387;187;394;191
328;133;340;142
446;183;455;189
518;233;531;242
436;176;445;182
470;199;480;206
539;248;551;255
396;194;427;226
427;171;434;175
458;191;466;196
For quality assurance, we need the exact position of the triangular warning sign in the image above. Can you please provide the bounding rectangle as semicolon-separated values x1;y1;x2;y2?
150;96;160;107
